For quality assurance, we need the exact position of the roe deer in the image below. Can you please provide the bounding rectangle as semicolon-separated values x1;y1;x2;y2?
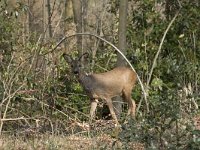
63;52;137;125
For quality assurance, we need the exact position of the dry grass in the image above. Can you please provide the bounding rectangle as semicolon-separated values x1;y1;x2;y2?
0;120;145;150
2;114;199;149
0;134;118;150
0;132;144;150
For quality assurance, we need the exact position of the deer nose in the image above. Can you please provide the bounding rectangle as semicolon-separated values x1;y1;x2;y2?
74;70;79;74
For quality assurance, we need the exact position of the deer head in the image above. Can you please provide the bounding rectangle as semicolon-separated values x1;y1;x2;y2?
63;52;89;74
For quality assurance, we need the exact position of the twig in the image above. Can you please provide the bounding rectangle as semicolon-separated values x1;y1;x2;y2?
27;97;89;121
0;116;54;134
147;12;179;87
0;117;37;121
0;48;38;135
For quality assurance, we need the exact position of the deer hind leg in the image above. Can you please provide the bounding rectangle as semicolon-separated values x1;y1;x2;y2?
122;89;136;119
90;99;98;123
105;98;119;125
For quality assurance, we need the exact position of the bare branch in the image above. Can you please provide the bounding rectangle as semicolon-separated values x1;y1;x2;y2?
147;12;179;87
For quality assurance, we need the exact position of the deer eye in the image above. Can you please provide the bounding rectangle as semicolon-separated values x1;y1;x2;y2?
78;64;81;67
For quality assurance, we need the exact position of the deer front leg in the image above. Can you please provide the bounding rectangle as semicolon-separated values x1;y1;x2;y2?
106;99;119;125
89;99;98;123
127;99;136;119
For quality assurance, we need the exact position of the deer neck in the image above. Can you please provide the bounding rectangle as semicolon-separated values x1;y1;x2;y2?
78;71;91;88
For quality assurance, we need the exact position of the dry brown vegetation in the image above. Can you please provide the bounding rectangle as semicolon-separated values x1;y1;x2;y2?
0;134;144;150
0;120;145;150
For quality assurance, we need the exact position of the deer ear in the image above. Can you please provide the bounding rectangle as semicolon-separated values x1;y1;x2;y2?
78;52;89;61
63;53;73;63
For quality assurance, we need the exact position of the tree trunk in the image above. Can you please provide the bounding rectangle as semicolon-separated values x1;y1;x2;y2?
47;0;53;38
116;0;127;67
72;0;83;56
28;0;33;41
63;0;68;50
113;0;128;118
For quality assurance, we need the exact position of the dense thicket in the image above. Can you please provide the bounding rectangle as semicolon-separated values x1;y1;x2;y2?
0;0;199;149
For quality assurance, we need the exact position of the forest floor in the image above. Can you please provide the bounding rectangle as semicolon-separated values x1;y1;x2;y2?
0;134;144;150
0;120;144;150
1;116;200;150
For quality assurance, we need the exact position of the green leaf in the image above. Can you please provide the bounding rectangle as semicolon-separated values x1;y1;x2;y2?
151;77;163;90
